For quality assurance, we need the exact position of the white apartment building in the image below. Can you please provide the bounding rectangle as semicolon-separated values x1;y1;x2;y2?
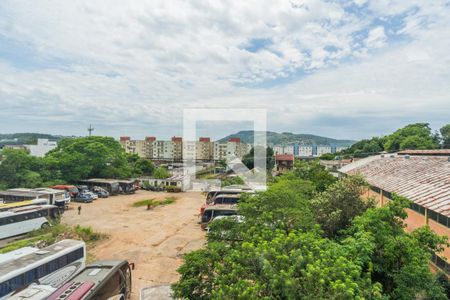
335;146;348;153
273;146;284;155
316;145;333;156
298;145;314;157
26;139;57;157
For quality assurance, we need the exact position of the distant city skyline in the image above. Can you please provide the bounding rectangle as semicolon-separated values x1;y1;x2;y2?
1;1;449;140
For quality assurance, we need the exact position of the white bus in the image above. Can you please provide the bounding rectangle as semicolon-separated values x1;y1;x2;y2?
0;239;86;299
0;205;60;240
10;260;134;300
6;188;71;208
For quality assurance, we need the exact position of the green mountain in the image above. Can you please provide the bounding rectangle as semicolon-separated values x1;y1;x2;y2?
219;131;355;146
0;133;67;146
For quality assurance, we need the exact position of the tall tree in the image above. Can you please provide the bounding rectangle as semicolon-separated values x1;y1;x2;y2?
44;136;132;182
384;123;439;151
440;124;450;148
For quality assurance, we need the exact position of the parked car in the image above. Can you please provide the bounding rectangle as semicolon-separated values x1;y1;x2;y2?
73;193;94;203
92;186;109;198
77;185;98;200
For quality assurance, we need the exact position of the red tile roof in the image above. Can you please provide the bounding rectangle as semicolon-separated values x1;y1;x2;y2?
199;137;210;142
172;137;182;142
275;154;295;161
120;136;130;141
398;149;450;156
145;136;156;141
340;155;450;217
228;138;241;143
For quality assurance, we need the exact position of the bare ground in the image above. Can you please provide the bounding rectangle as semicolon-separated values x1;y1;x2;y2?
62;190;206;299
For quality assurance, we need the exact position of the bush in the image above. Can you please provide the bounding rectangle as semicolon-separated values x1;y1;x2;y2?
166;186;182;193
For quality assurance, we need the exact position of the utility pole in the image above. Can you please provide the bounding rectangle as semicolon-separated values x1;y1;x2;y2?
88;124;94;137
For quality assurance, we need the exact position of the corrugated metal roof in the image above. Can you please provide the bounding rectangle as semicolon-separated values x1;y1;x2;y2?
340;155;450;217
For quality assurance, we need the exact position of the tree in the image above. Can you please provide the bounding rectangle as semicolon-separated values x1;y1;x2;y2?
384;123;439;151
128;155;155;176
174;167;447;299
311;175;374;238
319;153;335;160
152;167;170;179
220;176;244;187
440;124;450;148
287;159;336;192
0;149;44;188
345;195;447;299
44;136;132;182
242;146;275;171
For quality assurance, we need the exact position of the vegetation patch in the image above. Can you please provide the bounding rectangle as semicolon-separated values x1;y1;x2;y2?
0;221;108;254
132;197;176;208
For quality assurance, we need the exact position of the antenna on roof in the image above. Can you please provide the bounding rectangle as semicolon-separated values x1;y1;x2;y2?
88;124;94;137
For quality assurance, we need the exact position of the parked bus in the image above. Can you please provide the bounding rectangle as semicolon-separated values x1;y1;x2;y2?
0;239;86;299
0;205;60;240
118;180;138;194
46;260;134;300
50;185;79;198
201;204;238;230
0;199;48;212
77;179;121;195
200;194;241;215
205;188;254;204
1;188;70;208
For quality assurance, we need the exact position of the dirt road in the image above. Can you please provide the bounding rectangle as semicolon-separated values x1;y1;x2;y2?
62;190;206;299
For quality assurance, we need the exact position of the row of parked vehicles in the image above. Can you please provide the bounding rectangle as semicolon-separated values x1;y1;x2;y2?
199;185;254;230
0;239;134;299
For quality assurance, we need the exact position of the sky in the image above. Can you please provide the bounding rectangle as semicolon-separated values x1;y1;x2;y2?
0;0;449;141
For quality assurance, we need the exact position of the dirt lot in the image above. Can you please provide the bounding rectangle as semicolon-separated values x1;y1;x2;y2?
62;190;206;299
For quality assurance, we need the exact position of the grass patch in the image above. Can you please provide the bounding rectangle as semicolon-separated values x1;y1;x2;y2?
133;197;176;208
0;220;108;254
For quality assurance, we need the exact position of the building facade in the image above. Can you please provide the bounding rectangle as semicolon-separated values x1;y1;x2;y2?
120;136;250;162
26;139;57;157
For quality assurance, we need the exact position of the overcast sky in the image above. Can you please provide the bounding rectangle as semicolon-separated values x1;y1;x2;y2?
0;0;449;140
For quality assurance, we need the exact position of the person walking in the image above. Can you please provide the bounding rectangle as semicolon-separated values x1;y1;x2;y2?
78;205;81;215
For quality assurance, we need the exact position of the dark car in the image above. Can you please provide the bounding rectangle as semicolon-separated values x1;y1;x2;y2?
73;193;94;203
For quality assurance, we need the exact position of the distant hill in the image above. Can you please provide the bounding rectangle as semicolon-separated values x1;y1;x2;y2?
0;133;67;146
219;131;355;147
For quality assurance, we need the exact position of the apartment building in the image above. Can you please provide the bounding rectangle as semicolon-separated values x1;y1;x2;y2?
213;142;228;161
298;145;314;157
119;137;153;158
197;137;213;161
316;145;332;156
120;136;249;161
272;145;295;155
340;152;450;275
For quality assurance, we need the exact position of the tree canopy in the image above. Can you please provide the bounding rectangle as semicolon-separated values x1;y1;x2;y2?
0;136;158;188
173;162;448;299
341;123;443;157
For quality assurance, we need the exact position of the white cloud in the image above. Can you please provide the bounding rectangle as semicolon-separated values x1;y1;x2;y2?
364;26;386;48
0;0;449;139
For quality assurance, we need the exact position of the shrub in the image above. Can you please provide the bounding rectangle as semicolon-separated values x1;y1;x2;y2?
166;186;182;193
